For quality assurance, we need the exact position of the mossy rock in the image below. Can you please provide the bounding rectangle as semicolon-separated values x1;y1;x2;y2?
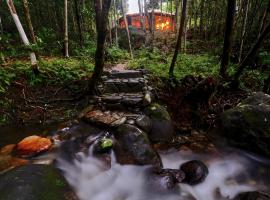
0;164;77;200
114;124;162;167
210;92;270;157
144;104;174;143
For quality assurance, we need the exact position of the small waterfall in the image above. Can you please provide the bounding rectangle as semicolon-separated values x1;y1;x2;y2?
57;143;270;200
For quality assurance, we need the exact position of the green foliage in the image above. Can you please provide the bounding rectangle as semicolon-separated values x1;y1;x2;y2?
129;48;220;79
0;58;94;94
106;46;130;63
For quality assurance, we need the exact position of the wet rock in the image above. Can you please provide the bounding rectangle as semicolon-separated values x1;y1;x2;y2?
145;103;174;143
114;124;162;167
0;144;16;155
0;155;28;173
180;160;209;185
135;115;152;133
210;92;270;157
93;138;114;155
83;110;127;128
0;164;78;200
158;168;186;183
16;136;52;158
234;191;270;200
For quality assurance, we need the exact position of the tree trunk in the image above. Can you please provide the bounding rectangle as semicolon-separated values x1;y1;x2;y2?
121;0;133;58
220;0;236;78
64;0;69;58
6;0;38;71
169;0;187;78
259;0;270;36
0;16;3;35
199;0;204;36
175;0;180;31
113;0;118;46
232;22;270;86
138;0;145;32
22;0;36;44
238;0;249;63
74;0;83;47
88;0;112;92
151;9;155;50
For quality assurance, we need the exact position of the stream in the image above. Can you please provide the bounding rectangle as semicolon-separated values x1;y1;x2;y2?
1;122;270;200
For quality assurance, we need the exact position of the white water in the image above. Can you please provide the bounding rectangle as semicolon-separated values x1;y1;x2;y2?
57;148;268;200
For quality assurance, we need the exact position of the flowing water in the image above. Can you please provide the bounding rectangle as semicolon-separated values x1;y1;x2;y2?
1;124;270;200
57;133;270;200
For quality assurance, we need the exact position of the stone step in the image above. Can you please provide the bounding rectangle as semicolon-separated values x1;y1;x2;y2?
104;70;145;79
98;78;146;93
83;109;141;128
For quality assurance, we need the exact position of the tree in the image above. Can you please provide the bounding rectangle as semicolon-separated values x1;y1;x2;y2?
121;0;133;58
22;0;36;44
238;0;249;63
138;0;145;32
88;0;112;92
169;0;187;78
232;22;270;87
6;0;38;72
220;0;236;78
73;0;83;47
64;0;69;57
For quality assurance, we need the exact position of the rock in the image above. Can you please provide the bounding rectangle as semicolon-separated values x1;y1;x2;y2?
93;138;114;155
0;144;16;155
16;136;52;158
234;191;270;200
83;110;127;128
210;92;270;157
158;168;186;183
135;115;152;133
0;155;28;174
0;164;78;200
114;124;162;167
105;70;143;79
180;160;209;185
144;103;174;143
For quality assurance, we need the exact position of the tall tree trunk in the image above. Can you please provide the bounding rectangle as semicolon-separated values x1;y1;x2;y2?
89;0;112;92
121;0;133;58
220;0;236;78
6;0;38;72
238;0;249;63
64;0;69;58
232;22;270;86
169;0;187;78
259;0;270;36
151;9;155;50
113;0;118;46
22;0;36;44
175;0;180;31
144;0;150;32
138;0;145;32
199;0;204;36
0;17;4;65
0;16;3;35
74;0;83;47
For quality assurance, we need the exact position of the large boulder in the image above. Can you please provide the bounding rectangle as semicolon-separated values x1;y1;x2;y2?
210;92;270;157
0;164;77;200
144;103;174;143
114;124;162;167
234;191;270;200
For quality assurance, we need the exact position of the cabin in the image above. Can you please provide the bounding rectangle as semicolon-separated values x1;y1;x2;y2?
118;12;176;31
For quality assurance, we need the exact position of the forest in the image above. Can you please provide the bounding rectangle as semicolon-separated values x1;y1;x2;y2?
0;0;270;200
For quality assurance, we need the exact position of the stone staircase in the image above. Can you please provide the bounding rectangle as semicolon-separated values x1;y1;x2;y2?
81;69;154;128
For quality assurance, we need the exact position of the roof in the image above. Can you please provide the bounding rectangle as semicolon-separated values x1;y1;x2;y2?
119;11;175;20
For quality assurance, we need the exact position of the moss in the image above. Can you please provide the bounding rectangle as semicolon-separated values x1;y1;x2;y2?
145;103;171;121
36;166;69;200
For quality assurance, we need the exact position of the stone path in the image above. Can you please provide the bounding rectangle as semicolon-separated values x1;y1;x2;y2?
82;69;154;128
